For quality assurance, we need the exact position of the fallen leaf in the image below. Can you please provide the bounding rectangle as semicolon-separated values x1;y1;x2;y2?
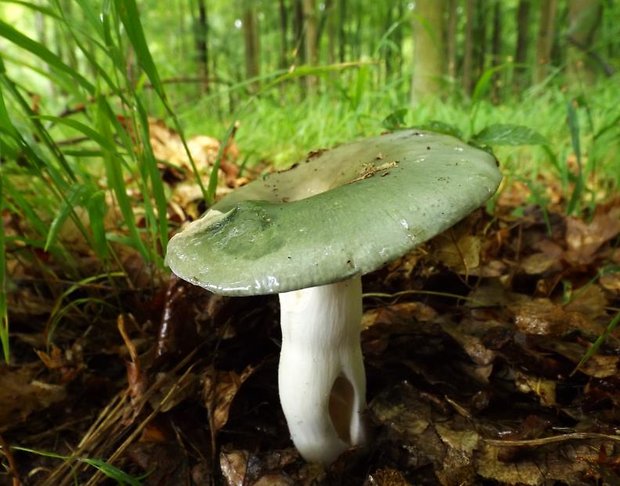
565;209;620;265
0;365;66;431
514;371;557;406
219;450;249;486
513;299;570;336
204;365;255;433
365;468;411;485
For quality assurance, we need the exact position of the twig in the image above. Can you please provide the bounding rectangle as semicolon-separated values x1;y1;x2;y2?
485;432;620;447
0;433;22;486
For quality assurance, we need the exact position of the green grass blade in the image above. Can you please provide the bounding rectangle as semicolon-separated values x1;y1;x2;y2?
566;102;584;215
113;0;165;100
206;122;237;205
96;97;149;260
572;311;620;376
85;189;109;260
134;100;168;262
11;446;144;485
0;169;9;362
0;20;94;95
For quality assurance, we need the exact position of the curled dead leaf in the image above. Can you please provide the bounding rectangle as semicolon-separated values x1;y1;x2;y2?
203;365;255;434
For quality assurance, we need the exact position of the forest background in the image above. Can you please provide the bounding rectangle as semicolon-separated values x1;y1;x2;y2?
0;0;619;484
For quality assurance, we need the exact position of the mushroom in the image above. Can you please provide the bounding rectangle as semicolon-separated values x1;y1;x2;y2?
165;129;502;465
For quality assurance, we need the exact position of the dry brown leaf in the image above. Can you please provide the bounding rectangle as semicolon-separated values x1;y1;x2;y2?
253;474;295;486
365;468;412;486
219;450;249;486
440;321;496;367
565;284;608;320
520;252;560;274
514;371;557;406
36;345;64;369
565;209;620;265
0;365;66;431
362;302;437;330
433;233;481;274
513;299;570;336
600;272;620;292
541;341;619;378
204;365;255;433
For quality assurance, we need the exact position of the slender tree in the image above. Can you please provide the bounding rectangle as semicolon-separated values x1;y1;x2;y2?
567;0;605;84
338;0;347;63
514;0;531;90
326;0;337;64
242;0;260;91
195;0;210;93
279;0;289;69
462;0;475;95
534;0;558;84
490;0;503;101
302;0;318;91
473;0;487;84
293;0;305;64
446;0;457;80
411;0;446;103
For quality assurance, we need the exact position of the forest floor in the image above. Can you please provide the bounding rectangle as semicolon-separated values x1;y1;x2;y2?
2;126;620;485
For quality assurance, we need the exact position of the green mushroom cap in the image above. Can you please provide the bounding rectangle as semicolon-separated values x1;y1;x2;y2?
166;129;502;296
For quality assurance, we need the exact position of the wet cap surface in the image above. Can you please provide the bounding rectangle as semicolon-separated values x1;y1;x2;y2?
166;130;502;295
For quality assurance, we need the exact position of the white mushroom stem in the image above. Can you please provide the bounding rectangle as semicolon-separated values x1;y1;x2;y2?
278;276;366;465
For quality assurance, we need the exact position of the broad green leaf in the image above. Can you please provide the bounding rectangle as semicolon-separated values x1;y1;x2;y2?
382;109;408;130
473;124;547;146
419;120;463;139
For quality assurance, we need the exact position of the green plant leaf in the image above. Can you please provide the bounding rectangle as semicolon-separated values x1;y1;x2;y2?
85;190;109;260
0;20;94;94
382;109;408;130
419;120;463;139
473;124;547;146
0;168;9;362
113;0;165;100
44;184;90;251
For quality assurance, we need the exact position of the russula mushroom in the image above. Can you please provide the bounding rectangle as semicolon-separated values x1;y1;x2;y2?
165;129;502;465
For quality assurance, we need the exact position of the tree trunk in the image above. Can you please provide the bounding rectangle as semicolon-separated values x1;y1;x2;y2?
338;0;347;63
383;4;394;81
534;0;558;84
490;0;502;101
567;0;604;84
293;0;305;64
514;0;531;90
195;0;209;93
279;0;289;69
302;0;318;91
326;0;337;65
242;0;260;91
462;0;475;95
446;0;457;80
473;0;487;85
411;0;446;103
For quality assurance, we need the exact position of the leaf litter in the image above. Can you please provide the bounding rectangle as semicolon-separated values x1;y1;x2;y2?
1;127;620;485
